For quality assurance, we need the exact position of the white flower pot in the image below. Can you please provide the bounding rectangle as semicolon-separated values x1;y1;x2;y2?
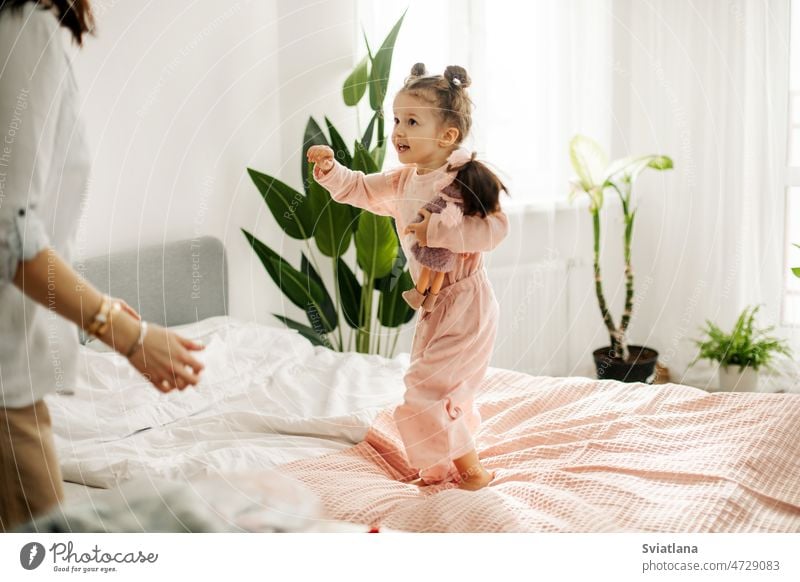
717;365;759;392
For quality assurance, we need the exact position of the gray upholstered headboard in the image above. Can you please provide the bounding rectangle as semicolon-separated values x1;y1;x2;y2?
76;236;228;340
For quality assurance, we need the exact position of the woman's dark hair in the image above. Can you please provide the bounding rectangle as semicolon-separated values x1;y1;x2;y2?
402;62;508;218
0;0;94;45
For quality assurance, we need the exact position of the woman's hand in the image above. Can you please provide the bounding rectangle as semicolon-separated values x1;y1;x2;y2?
306;145;335;175
403;208;431;247
116;298;140;320
127;323;205;393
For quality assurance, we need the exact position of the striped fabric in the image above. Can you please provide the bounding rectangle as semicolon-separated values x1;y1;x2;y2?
277;369;800;532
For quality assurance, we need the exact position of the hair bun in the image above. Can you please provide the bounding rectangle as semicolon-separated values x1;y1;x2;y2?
444;65;471;89
410;62;428;77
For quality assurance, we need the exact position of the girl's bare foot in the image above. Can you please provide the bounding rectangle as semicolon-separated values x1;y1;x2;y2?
458;468;495;491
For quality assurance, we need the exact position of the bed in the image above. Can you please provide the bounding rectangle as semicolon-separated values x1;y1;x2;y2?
39;237;800;533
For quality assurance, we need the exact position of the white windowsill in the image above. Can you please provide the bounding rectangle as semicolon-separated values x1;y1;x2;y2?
502;193;622;215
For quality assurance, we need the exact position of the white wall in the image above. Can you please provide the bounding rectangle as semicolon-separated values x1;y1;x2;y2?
73;0;357;328
72;1;796;382
610;0;796;385
69;0;625;367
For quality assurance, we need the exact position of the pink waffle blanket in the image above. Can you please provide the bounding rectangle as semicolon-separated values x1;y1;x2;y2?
276;369;800;532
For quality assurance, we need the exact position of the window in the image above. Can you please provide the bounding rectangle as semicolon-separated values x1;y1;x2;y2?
784;0;800;326
357;0;612;208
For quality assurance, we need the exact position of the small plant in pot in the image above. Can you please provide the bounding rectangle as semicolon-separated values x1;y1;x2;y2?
688;305;792;392
568;135;673;383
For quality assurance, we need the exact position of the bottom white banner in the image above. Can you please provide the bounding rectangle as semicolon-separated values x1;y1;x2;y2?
1;533;798;581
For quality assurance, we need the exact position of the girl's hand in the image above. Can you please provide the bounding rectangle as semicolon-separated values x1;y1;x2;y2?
127;323;205;393
403;208;431;247
306;145;335;175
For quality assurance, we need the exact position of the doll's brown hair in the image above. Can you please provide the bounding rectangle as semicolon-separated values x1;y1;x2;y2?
400;62;507;218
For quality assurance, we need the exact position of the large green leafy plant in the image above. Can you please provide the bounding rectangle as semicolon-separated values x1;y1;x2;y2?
568;135;673;361
242;14;414;356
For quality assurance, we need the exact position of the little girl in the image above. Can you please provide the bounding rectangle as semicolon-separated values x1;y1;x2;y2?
307;63;508;491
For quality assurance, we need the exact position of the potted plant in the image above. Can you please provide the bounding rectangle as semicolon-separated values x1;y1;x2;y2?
241;13;413;356
688;305;792;392
568;135;673;382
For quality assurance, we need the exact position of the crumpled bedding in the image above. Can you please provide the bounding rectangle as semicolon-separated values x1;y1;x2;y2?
277;370;800;532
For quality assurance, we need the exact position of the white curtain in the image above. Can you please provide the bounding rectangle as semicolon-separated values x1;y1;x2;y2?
356;0;796;382
357;0;613;208
611;0;795;384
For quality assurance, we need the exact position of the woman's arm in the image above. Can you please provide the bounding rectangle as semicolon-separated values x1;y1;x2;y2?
421;210;510;253
13;247;205;392
0;8;202;394
307;145;399;217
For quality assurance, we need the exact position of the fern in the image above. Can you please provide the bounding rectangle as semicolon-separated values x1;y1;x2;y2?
688;305;792;372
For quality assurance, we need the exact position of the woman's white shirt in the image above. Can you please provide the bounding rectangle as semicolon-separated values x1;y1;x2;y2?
0;3;91;407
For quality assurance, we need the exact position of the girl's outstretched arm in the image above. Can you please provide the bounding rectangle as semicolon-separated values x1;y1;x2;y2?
425;210;509;253
308;145;400;217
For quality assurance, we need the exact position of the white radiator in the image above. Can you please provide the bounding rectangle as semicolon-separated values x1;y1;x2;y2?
488;258;581;376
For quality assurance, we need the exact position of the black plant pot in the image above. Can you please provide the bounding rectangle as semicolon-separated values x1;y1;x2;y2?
593;345;659;383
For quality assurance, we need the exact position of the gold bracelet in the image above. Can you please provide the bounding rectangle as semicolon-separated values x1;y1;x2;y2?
86;296;121;338
85;295;110;337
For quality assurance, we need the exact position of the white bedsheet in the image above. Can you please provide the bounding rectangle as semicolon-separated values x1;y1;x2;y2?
47;317;408;488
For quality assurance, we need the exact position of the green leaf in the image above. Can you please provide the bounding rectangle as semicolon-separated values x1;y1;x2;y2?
362;26;373;61
336;258;362;329
243;230;334;337
569;135;608;191
350;206;362;229
352;141;379;174
377;268;415;327
302;117;329;195
325;117;353;168
355;212;397;279
308;165;353;257
241;228;291;282
273;314;328;347
343;55;369;106
268;257;337;333
370;142;387;170
300;252;325;290
605;154;673;185
647;155;673;171
361;111;378;150
300;253;338;334
374;244;406;290
247;169;313;240
368;11;407;111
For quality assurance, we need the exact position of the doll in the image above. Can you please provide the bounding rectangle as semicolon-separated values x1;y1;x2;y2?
401;181;465;312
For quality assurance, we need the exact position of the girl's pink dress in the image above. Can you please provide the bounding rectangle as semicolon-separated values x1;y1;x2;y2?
314;150;508;484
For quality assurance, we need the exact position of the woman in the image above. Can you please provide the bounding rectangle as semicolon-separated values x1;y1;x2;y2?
0;0;205;531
